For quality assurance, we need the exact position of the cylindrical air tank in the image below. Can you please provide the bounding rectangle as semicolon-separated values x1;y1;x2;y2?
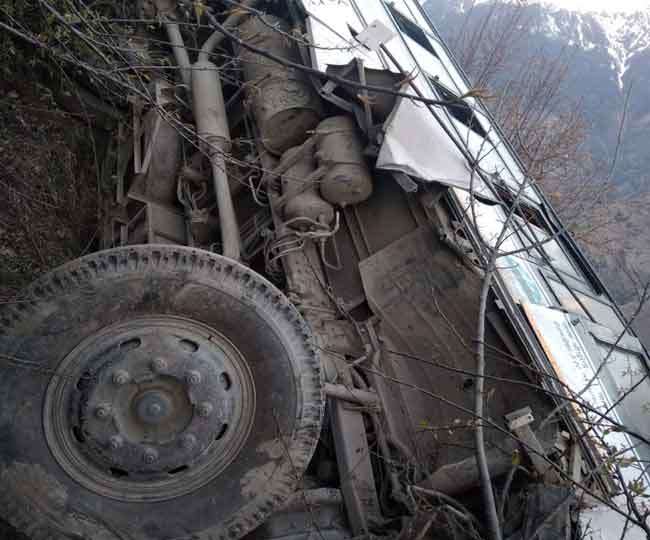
315;116;373;207
238;15;322;155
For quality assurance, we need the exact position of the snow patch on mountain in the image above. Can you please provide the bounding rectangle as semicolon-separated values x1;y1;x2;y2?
590;10;650;89
441;0;650;91
531;4;650;90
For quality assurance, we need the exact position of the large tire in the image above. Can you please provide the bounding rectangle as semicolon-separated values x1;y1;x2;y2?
0;246;323;540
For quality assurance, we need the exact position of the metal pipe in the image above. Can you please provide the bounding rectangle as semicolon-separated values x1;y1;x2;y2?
198;0;258;63
417;438;519;496
211;154;240;259
187;3;264;260
164;21;192;90
192;60;240;259
323;383;380;407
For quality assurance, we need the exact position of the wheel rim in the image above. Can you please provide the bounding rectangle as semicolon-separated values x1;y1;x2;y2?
44;316;256;502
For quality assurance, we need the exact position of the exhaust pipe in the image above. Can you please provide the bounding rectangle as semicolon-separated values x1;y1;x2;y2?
162;1;261;260
192;60;240;260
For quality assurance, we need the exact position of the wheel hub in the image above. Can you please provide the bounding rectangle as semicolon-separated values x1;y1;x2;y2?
136;391;171;424
44;317;256;501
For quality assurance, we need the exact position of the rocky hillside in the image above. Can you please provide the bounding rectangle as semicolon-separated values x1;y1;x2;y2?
0;63;101;301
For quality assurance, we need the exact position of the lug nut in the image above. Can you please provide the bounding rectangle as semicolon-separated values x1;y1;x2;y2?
112;370;130;386
179;434;197;449
108;435;124;450
197;402;213;418
151;357;168;372
95;404;112;419
185;370;202;386
143;448;158;464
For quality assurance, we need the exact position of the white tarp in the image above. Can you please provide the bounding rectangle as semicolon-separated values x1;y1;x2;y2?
376;95;497;197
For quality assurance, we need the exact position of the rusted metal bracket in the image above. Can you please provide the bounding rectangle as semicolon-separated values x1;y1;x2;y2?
319;61;357;114
393;171;419;193
123;201;187;245
330;396;383;535
128;81;175;177
128;95;144;174
505;407;559;482
318;60;371;135
355;57;374;138
420;189;481;270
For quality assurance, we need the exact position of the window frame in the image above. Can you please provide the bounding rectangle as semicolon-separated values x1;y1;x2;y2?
384;1;439;58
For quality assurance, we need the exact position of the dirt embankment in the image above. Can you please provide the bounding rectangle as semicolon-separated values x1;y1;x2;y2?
0;65;105;538
0;78;101;300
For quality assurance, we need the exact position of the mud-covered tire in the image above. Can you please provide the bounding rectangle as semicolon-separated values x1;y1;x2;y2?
0;246;323;540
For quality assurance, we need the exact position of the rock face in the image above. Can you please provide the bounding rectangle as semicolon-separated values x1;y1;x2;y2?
424;0;650;196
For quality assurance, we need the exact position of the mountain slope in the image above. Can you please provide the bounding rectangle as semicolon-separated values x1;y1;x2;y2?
423;0;650;195
423;0;650;344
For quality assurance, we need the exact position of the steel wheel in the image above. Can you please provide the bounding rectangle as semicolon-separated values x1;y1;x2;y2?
0;246;323;540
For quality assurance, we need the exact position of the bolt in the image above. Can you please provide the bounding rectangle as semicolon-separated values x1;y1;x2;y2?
185;370;202;386
151;357;168;372
143;448;158;464
108;435;124;450
148;403;162;416
95;404;112;419
197;402;213;418
112;370;130;386
179;434;197;449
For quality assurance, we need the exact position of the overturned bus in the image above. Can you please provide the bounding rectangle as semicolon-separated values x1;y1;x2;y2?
0;1;648;539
